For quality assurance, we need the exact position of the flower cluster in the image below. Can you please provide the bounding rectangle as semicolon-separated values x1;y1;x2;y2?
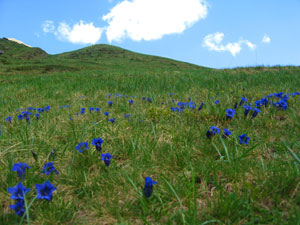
8;162;58;216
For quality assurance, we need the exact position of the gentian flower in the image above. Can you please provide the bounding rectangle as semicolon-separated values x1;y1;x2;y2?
189;101;196;109
252;108;261;118
17;115;23;120
104;112;109;116
35;180;57;201
10;199;25;216
12;163;30;179
108;94;112;98
128;100;134;105
233;102;238;109
37;108;44;113
89;107;94;112
243;105;252;116
206;126;220;138
239;97;247;106
108;101;113;106
101;153;113;166
225;109;235;119
80;108;86;115
35;113;40;119
239;134;250;145
44;106;50;111
214;100;220;104
142;97;146;100
108;118;115;123
75;142;89;153
22;111;32;118
222;129;232;139
92;138;104;152
143;177;157;198
5;116;12;123
177;102;188;109
31;150;38;161
8;182;30;200
95;108;100;112
42;162;59;176
147;98;152;103
124;114;131;118
198;102;204;111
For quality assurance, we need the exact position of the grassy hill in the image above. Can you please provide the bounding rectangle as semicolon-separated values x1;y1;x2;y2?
0;38;299;224
0;38;205;74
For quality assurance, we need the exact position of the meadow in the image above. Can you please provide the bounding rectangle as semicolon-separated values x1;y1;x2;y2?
0;39;300;224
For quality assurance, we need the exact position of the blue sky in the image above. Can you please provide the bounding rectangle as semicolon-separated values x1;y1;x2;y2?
1;0;299;68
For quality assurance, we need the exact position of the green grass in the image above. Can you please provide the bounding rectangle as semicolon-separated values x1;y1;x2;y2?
0;39;299;224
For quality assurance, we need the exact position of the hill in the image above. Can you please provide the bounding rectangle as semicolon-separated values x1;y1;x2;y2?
0;38;205;74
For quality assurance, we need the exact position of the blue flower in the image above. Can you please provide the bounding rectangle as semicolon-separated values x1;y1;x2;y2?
44;106;50;111
108;118;116;123
22;111;32;118
8;182;30;200
35;113;40;119
222;129;232;139
75;142;89;153
42;162;59;176
35;180;57;201
147;98;153;103
128;100;134;105
10;199;25;216
80;108;86;115
189;101;196;109
198;102;204;111
104;112;109;116
142;97;146;100
214;100;220;104
225;109;235;119
239;134;250;145
12;163;30;179
108;101;113;106
252;108;261;118
5;116;12;123
143;177;157;198
243;105;252;116
239;97;247;106
233;102;238;109
37;108;44;113
89;107;94;112
92;138;104;152
17;114;23;120
108;94;112;98
206;126;220;138
124;114;131;118
95;108;100;112
101;153;113;166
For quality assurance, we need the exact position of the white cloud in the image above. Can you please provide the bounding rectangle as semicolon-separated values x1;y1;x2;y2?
42;20;55;33
262;34;271;44
56;21;104;44
202;32;256;56
42;20;104;44
102;0;208;42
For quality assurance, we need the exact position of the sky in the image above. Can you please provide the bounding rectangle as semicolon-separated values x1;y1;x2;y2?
0;0;300;69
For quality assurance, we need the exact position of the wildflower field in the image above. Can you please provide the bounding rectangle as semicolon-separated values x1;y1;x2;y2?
0;41;300;224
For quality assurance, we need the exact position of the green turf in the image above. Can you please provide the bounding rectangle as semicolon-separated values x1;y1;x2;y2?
0;38;299;224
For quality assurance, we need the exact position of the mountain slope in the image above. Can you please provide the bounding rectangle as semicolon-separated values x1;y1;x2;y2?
0;37;48;60
0;39;206;74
